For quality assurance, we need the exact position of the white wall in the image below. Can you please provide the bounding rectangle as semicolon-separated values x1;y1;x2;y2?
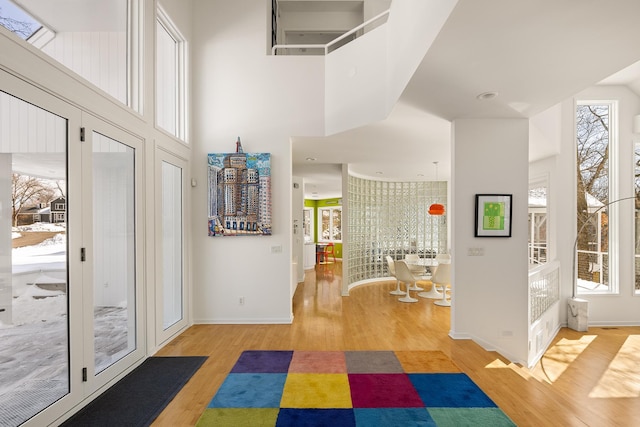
324;25;388;135
324;0;457;136
451;118;530;364
191;0;324;323
385;0;457;111
364;0;392;20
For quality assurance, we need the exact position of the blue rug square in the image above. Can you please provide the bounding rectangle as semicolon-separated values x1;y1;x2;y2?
354;408;437;426
276;408;356;427
209;373;287;408
409;373;497;408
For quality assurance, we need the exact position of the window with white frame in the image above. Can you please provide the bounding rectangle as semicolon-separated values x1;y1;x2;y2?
303;207;313;242
576;101;617;294
319;207;341;242
156;6;187;141
0;0;136;108
528;183;548;266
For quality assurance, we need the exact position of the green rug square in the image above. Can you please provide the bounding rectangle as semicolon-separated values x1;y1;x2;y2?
196;408;279;426
428;407;516;427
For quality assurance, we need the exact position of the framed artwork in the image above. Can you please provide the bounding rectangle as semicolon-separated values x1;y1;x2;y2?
207;140;271;236
475;194;512;237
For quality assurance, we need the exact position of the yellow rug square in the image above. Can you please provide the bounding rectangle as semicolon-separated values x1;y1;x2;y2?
280;373;352;408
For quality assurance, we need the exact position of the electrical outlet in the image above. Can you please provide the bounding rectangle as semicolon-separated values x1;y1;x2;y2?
239;296;245;305
271;245;282;254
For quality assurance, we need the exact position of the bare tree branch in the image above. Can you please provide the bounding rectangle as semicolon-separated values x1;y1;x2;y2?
12;173;58;227
0;7;38;39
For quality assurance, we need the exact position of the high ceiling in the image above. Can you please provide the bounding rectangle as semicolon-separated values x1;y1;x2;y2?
292;0;640;199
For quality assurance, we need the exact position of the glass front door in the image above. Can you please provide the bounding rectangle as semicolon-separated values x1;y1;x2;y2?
92;131;138;374
82;117;144;394
0;90;70;426
0;82;146;425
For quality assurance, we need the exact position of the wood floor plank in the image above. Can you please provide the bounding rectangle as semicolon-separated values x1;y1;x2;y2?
152;262;640;427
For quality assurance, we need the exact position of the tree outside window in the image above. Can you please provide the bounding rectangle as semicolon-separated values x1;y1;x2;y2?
576;103;612;293
0;1;41;39
12;173;60;227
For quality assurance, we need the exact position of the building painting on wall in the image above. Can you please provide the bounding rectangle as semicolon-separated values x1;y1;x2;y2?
208;138;271;236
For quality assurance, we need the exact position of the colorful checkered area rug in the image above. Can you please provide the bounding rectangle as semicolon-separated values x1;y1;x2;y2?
196;350;516;426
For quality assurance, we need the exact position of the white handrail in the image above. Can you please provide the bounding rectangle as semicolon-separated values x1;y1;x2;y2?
529;260;560;324
272;9;390;55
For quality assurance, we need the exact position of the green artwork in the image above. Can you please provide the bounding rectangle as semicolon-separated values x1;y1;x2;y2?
483;202;505;231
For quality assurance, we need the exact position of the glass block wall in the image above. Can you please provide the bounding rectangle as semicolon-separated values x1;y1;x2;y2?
347;176;448;285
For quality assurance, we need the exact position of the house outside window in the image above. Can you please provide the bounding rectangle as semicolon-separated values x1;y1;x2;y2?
50;197;66;223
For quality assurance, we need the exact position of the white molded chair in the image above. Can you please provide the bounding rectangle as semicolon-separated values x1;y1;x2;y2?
430;253;451;291
404;254;425;290
386;256;404;295
432;263;452;306
394;260;419;303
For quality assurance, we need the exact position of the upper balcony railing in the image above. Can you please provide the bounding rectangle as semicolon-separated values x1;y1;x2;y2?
271;9;390;56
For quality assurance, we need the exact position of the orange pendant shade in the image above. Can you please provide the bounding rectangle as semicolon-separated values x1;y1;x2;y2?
429;203;445;215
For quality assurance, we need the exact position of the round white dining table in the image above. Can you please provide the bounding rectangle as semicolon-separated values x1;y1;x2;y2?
404;257;443;298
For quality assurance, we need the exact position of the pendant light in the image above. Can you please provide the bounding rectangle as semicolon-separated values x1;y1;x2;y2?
428;161;445;216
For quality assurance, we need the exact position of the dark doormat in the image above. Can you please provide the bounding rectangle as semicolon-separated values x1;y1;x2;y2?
61;356;207;427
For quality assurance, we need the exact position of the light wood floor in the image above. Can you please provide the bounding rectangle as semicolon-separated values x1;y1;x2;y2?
153;262;640;427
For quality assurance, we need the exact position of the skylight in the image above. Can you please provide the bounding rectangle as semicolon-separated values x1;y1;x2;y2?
0;0;42;40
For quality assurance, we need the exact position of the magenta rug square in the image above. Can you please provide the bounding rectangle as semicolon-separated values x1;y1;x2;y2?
348;373;424;408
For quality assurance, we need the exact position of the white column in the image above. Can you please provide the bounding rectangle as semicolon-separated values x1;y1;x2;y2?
450;118;529;364
0;154;12;325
